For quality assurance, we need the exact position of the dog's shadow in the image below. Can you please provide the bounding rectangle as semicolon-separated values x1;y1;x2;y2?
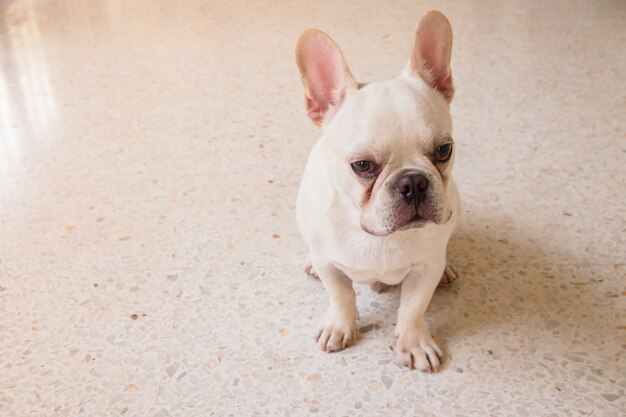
427;221;618;355
357;218;619;360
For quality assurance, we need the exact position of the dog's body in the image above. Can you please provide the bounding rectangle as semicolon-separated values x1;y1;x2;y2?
295;11;460;372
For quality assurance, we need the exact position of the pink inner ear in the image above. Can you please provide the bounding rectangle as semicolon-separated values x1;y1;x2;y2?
298;33;352;125
418;29;450;89
305;47;339;120
411;12;453;100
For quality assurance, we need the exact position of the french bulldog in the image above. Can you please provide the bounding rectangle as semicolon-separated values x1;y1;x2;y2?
294;10;461;372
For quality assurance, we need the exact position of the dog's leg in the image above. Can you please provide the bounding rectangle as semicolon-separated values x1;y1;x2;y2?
369;282;390;293
439;263;459;286
304;261;319;279
313;261;357;352
395;260;445;372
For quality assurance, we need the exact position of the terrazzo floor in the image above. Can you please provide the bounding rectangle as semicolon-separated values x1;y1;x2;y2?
1;0;625;416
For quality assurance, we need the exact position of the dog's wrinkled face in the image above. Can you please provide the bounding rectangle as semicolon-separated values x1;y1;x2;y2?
296;11;455;236
324;77;454;236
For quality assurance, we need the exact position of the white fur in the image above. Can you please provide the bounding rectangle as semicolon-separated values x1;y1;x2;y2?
295;10;459;372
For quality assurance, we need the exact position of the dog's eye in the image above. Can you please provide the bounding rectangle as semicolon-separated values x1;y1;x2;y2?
352;161;371;172
435;143;453;162
351;160;377;177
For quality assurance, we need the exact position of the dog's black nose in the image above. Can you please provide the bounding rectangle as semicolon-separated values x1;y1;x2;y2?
395;173;429;204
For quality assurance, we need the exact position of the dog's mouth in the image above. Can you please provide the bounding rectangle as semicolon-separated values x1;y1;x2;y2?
396;214;429;231
384;207;452;235
360;201;451;237
361;214;429;237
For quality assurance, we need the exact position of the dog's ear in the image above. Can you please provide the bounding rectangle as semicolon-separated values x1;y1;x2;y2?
406;10;454;102
296;29;357;127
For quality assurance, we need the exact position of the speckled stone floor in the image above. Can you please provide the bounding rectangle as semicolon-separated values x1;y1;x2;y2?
0;0;624;416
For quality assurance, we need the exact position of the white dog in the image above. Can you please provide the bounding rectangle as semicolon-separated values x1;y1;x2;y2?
295;10;461;372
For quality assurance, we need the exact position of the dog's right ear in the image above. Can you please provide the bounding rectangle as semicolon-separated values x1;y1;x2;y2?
296;29;357;127
406;10;454;102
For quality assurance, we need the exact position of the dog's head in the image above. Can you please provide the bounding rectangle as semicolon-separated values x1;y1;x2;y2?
296;11;456;236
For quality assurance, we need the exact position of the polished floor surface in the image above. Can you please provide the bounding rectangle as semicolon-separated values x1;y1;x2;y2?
1;0;625;416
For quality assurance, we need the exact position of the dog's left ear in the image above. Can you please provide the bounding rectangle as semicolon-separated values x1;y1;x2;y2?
296;29;357;127
406;10;454;102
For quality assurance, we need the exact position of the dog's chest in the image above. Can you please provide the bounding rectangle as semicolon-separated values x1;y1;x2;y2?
330;231;436;285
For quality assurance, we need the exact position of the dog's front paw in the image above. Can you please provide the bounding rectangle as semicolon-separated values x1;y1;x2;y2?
315;306;357;352
395;323;443;372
